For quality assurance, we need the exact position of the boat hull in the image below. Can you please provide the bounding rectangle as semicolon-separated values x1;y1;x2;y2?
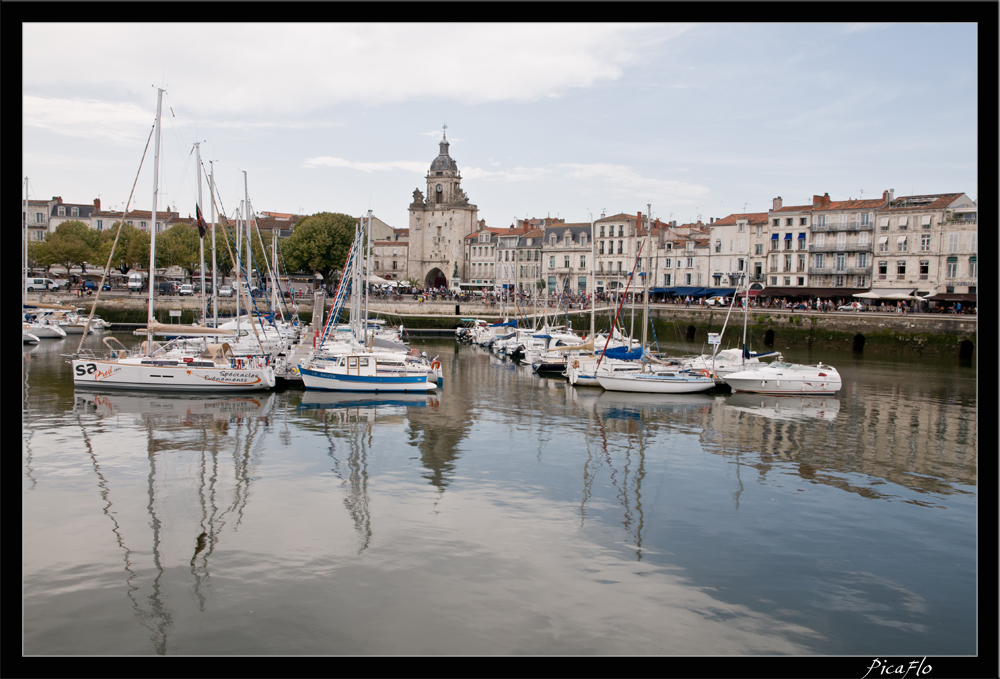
30;325;67;338
723;367;842;395
71;358;275;391
299;366;436;392
597;374;715;394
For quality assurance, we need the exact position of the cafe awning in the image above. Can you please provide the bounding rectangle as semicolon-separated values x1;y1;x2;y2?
853;287;917;300
923;293;977;303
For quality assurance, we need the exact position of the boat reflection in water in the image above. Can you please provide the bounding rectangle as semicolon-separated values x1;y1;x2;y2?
75;389;277;420
69;389;276;655
297;391;438;412
723;393;840;422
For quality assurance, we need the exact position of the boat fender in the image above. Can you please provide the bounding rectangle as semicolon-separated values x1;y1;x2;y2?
430;360;441;370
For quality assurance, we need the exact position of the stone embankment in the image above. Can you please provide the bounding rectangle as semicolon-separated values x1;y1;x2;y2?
36;291;977;358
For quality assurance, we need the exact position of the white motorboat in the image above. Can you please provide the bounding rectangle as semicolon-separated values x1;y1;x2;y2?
24;317;67;339
723;361;842;395
23;324;40;344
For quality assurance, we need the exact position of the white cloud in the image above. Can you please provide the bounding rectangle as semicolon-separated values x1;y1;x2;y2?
302;156;427;173
22;95;154;144
23;23;692;118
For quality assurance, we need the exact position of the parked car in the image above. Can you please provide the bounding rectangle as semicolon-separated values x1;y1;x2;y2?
705;295;730;307
155;281;177;296
838;302;863;312
102;282;112;291
50;279;69;291
178;284;194;296
25;277;57;292
218;285;234;298
193;281;212;294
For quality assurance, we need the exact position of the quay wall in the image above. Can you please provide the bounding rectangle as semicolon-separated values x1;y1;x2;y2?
42;293;977;358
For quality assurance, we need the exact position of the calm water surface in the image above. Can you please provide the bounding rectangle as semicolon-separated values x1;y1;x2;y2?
22;334;977;655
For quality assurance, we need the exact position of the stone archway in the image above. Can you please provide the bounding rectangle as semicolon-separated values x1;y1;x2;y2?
424;267;447;290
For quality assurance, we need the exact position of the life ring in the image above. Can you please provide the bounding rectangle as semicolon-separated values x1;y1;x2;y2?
698;369;710;378
410;349;418;356
430;360;441;370
572;360;580;369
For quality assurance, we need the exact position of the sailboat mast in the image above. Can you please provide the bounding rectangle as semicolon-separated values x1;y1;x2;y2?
24;176;28;309
244;171;251;312
589;214;595;340
630;214;638;342
363;210;372;347
147;88;165;356
641;205;650;352
210;161;218;332
194;142;207;325
235;203;241;334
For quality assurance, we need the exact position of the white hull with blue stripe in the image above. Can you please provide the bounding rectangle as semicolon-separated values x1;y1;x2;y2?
299;351;437;392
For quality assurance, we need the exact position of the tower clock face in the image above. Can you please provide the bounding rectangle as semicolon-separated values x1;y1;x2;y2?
436;184;442;192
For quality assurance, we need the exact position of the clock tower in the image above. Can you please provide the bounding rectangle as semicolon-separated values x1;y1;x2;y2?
408;128;479;290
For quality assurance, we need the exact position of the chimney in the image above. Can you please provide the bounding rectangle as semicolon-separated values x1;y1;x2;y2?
823;192;831;206
94;198;101;211
54;196;63;204
888;188;894;204
773;196;782;211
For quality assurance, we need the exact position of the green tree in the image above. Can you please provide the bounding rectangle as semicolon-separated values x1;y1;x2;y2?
156;223;202;278
95;222;148;276
44;220;98;276
28;239;56;275
282;212;356;283
211;224;234;281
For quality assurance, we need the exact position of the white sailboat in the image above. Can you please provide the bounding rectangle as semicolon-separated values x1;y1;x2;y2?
596;205;714;395
299;211;437;392
69;88;275;392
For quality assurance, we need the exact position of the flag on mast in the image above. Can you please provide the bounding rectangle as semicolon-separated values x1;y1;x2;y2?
196;203;208;238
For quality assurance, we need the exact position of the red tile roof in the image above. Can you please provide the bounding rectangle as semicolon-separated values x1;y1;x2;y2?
879;193;965;212
812;198;884;212
710;213;769;226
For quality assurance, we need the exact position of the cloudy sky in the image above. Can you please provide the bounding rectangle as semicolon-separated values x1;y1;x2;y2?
22;22;977;229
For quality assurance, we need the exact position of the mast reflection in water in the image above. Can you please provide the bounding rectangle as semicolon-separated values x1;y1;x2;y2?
22;335;976;656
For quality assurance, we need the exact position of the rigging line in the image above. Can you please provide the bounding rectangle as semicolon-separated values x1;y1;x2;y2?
74;122;157;356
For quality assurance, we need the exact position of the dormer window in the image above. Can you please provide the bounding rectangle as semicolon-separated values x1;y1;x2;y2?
58;206;66;216
71;207;79;217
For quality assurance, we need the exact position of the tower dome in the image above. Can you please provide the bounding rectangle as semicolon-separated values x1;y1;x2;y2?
430;132;458;173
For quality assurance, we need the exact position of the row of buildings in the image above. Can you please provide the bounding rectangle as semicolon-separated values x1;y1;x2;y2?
24;133;977;306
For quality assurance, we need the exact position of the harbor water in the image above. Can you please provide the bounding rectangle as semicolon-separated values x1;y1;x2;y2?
22;334;977;656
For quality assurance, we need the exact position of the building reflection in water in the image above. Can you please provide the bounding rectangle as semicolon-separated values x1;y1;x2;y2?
72;390;276;655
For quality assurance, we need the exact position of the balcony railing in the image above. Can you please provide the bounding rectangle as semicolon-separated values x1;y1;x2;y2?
809;243;874;253
810;221;872;233
808;266;871;276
